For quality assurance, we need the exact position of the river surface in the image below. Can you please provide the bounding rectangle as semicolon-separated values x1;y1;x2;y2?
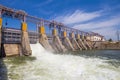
0;43;120;80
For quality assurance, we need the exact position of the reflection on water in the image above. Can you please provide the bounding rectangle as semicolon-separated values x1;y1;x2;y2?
1;43;120;80
73;50;120;68
0;58;8;80
70;50;120;60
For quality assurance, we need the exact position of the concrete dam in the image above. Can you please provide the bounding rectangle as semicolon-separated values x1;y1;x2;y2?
1;3;120;80
0;5;102;57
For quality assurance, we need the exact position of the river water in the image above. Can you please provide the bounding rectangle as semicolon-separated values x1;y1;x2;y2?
0;43;120;80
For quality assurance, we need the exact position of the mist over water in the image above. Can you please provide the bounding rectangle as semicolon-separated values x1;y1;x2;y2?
2;43;120;80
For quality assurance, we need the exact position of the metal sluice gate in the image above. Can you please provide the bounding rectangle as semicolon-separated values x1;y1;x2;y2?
2;27;39;44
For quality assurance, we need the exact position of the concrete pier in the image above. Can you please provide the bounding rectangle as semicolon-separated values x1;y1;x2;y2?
87;40;95;49
21;22;32;56
82;35;92;50
39;26;54;52
62;31;75;51
52;29;67;52
4;44;21;56
75;34;87;50
69;32;82;50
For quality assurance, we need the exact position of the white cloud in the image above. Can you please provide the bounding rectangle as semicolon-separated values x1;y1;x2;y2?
55;10;102;24
73;16;120;41
54;9;120;41
35;0;53;7
73;16;120;30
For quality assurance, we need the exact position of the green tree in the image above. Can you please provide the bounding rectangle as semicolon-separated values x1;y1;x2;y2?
108;38;113;42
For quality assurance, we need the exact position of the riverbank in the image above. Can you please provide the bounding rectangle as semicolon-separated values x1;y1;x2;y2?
94;41;120;50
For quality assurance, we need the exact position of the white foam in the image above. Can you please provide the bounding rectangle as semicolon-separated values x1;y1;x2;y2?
6;43;120;80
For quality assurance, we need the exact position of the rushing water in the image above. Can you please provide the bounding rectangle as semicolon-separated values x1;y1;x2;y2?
0;43;120;80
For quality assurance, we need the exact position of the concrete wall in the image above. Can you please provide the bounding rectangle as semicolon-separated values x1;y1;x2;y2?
4;44;21;56
94;41;120;50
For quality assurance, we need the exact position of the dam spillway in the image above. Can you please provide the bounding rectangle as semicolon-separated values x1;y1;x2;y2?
0;5;104;57
0;4;120;80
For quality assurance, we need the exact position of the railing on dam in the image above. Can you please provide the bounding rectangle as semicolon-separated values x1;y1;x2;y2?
2;27;39;44
2;28;21;44
2;27;67;44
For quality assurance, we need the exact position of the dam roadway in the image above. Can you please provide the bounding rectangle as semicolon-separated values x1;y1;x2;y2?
0;5;104;57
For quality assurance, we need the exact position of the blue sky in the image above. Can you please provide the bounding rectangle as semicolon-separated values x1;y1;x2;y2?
0;0;120;40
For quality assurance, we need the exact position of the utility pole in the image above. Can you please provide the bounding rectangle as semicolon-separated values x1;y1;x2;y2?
116;30;120;42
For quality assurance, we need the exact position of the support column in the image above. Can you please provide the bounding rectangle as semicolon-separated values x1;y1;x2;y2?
21;22;32;56
0;17;2;51
62;31;75;51
63;31;67;38
39;26;54;52
82;34;92;50
87;34;94;49
52;29;67;52
0;10;3;56
69;32;82;50
75;34;86;50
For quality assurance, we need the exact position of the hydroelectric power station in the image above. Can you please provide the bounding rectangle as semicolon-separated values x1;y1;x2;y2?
0;5;104;57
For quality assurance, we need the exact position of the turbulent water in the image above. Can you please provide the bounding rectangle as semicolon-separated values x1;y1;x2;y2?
1;43;120;80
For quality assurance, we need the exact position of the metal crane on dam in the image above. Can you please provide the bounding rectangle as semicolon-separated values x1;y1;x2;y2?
0;4;102;57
